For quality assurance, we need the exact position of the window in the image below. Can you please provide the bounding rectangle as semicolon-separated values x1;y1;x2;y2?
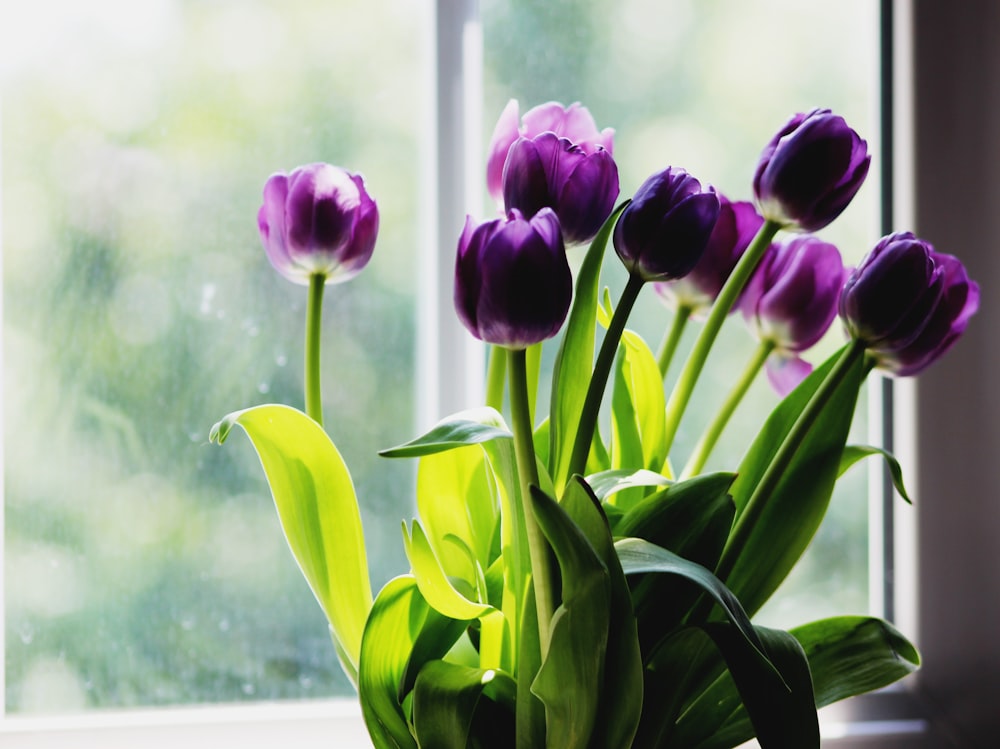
4;1;996;747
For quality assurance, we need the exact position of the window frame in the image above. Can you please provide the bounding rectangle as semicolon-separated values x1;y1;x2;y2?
3;0;995;746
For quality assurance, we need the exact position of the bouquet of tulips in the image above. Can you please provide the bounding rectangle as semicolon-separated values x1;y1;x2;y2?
211;102;979;748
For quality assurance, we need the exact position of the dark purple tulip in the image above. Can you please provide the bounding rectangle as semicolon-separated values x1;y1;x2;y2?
654;196;764;313
257;163;378;285
612;167;720;282
502;132;619;245
839;232;979;376
486;99;615;203
754;108;870;232
740;236;846;394
454;208;571;349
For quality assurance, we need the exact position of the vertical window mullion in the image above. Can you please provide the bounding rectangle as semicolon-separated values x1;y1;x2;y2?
422;0;484;429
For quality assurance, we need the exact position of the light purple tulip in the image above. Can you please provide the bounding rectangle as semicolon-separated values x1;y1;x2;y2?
754;109;870;233
454;208;571;349
740;235;846;394
257;163;378;285
486;99;615;203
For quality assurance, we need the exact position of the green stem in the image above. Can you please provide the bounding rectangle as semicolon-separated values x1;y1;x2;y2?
662;220;781;456
680;340;774;479
305;273;326;427
713;339;866;587
509;348;554;652
656;304;692;379
485;345;507;412
567;273;646;480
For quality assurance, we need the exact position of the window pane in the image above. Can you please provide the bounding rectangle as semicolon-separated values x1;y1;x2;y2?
482;0;877;627
3;0;427;712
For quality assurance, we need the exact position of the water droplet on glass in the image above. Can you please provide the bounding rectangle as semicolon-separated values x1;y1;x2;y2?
257;382;270;394
241;682;256;696
276;354;288;367
218;618;230;633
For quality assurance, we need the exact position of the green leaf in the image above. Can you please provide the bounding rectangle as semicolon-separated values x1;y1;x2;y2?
529;485;611;749
416;445;498;583
412;661;516;749
586;468;672;501
705;625;818;749
403;520;495;621
615;537;772;671
840;444;912;503
617;474;736;644
725;344;866;616
610;329;668;483
379;407;512;458
549;202;628;492
357;576;423;749
560;477;644;748
677;616;919;749
210;404;371;681
792;615;920;707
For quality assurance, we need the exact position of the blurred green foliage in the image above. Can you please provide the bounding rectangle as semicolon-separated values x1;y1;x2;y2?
3;0;874;714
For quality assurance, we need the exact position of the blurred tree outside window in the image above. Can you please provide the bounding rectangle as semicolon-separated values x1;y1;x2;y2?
2;0;876;716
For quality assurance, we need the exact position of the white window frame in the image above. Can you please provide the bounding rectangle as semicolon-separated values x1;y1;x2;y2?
2;0;995;746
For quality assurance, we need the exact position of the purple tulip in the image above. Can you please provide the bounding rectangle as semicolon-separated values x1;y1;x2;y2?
257;163;378;285
486;99;615;203
839;232;979;376
739;236;846;394
754;108;870;232
654;196;764;313
454;208;571;349
612;167;720;282
501;132;620;245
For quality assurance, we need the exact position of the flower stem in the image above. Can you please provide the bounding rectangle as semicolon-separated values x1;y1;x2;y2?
656;304;691;379
486;345;507;412
662;220;781;457
713;338;866;586
567;273;646;480
508;347;554;651
305;273;326;427
680;340;774;479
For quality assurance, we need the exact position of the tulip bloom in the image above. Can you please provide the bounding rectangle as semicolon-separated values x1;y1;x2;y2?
613;167;720;282
486;99;615;202
654;196;764;313
754;109;870;232
258;163;379;285
454;208;571;349
740;236;846;393
839;232;979;376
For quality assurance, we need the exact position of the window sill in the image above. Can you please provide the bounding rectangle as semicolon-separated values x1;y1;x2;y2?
0;698;372;749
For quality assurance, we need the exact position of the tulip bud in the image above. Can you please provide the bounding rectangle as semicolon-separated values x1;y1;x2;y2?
486;99;615;204
654;196;764;313
257;163;379;285
753;108;870;232
839;232;979;376
740;236;846;394
613;167;720;282
454;208;571;349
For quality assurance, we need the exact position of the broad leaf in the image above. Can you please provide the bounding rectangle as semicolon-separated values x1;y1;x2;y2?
403;520;494;621
840;444;912;502
586;468;671;501
529;486;611;749
379;407;512;458
725;344;866;616
357;576;423;749
412;660;516;749
210;404;371;681
793;615;920;707
560;477;644;748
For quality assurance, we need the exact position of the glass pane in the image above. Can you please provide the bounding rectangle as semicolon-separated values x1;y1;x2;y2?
3;0;427;712
482;0;876;627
